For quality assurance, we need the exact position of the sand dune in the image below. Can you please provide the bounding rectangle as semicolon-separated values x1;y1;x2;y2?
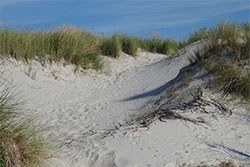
1;41;250;167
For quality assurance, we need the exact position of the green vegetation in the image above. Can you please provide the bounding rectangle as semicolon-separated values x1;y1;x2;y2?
140;38;162;53
100;34;139;57
119;35;138;56
161;38;180;55
186;27;209;45
0;22;248;98
189;22;250;99
208;58;250;98
139;37;179;55
100;35;121;58
100;33;180;57
0;24;102;69
0;25;182;68
0;80;54;167
0;147;5;167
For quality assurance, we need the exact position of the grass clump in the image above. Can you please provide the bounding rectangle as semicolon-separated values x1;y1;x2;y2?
101;34;139;57
179;27;209;48
0;147;5;167
119;35;139;56
187;27;208;44
141;38;162;53
161;38;180;55
0;24;102;70
0;79;54;166
188;21;250;99
0;24;181;63
207;58;250;98
209;21;249;62
140;37;179;55
100;33;181;57
101;35;121;58
101;32;180;56
208;22;242;53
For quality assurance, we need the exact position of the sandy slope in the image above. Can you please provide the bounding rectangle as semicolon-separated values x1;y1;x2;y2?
1;42;250;167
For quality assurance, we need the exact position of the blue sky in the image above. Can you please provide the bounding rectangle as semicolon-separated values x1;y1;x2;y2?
0;0;249;40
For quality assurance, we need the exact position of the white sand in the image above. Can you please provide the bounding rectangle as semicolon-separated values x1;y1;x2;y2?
1;41;250;167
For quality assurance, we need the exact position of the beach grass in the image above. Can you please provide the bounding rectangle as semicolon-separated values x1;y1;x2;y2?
0;22;248;99
188;22;250;99
119;35;139;57
0;24;183;69
0;24;102;69
100;33;180;58
186;27;208;45
139;37;179;55
208;58;250;98
0;74;54;167
100;34;121;58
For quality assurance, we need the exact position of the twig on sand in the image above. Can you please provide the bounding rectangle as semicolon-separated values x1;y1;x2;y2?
135;89;232;128
64;89;232;145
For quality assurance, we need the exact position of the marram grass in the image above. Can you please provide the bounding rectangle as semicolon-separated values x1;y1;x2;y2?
0;77;55;167
188;21;250;99
0;25;102;70
0;24;183;67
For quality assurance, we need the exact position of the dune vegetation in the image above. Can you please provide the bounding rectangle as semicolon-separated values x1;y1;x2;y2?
1;22;249;70
188;22;250;99
0;25;102;69
0;24;181;69
100;33;180;58
0;76;54;167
